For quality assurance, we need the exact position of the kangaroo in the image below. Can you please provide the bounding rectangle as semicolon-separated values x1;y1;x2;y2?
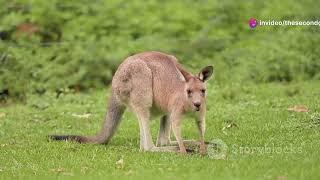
49;51;213;154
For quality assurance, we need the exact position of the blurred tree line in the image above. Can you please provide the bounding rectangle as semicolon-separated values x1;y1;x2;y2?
0;0;319;101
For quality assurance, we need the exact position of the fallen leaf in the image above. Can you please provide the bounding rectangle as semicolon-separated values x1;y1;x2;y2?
81;166;89;173
226;122;238;128
116;158;124;169
287;105;309;113
125;170;134;175
16;23;40;36
222;122;238;134
277;175;286;180
71;113;91;119
0;113;6;118
50;167;65;173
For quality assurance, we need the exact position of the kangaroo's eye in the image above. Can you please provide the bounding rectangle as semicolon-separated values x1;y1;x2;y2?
201;89;206;94
187;89;192;96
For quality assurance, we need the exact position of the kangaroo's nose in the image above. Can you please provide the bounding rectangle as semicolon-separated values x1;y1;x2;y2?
194;103;201;108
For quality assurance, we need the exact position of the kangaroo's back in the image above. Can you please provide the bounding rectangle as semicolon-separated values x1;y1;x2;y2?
112;51;187;111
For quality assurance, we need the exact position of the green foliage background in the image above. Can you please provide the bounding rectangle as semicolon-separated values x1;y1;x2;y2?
1;0;320;100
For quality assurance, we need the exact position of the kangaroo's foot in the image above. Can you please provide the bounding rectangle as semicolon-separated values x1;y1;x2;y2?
142;146;194;154
149;146;180;152
169;140;210;146
169;140;210;154
169;140;200;146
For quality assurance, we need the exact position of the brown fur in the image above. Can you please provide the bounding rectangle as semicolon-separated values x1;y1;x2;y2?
49;51;213;154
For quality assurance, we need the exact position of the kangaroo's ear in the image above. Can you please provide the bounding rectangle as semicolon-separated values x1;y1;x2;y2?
198;66;214;82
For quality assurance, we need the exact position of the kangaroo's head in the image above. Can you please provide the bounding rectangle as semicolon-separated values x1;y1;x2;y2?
185;66;213;111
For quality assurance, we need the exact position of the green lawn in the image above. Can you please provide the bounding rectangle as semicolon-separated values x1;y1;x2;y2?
0;81;319;179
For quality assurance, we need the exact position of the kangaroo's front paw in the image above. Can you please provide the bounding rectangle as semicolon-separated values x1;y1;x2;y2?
178;145;188;155
199;144;207;155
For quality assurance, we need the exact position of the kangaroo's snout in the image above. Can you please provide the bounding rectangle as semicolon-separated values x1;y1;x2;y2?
193;102;201;111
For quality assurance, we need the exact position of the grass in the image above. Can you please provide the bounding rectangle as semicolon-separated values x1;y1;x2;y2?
0;81;320;179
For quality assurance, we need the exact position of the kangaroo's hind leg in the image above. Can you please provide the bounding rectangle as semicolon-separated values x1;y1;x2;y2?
131;91;179;152
128;60;179;153
134;110;179;152
127;60;154;151
156;115;171;146
132;107;154;151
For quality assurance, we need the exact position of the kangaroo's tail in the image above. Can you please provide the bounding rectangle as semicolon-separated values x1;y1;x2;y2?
49;91;125;144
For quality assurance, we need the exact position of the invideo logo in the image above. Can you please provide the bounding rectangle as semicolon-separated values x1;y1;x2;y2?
249;18;320;29
249;18;258;29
